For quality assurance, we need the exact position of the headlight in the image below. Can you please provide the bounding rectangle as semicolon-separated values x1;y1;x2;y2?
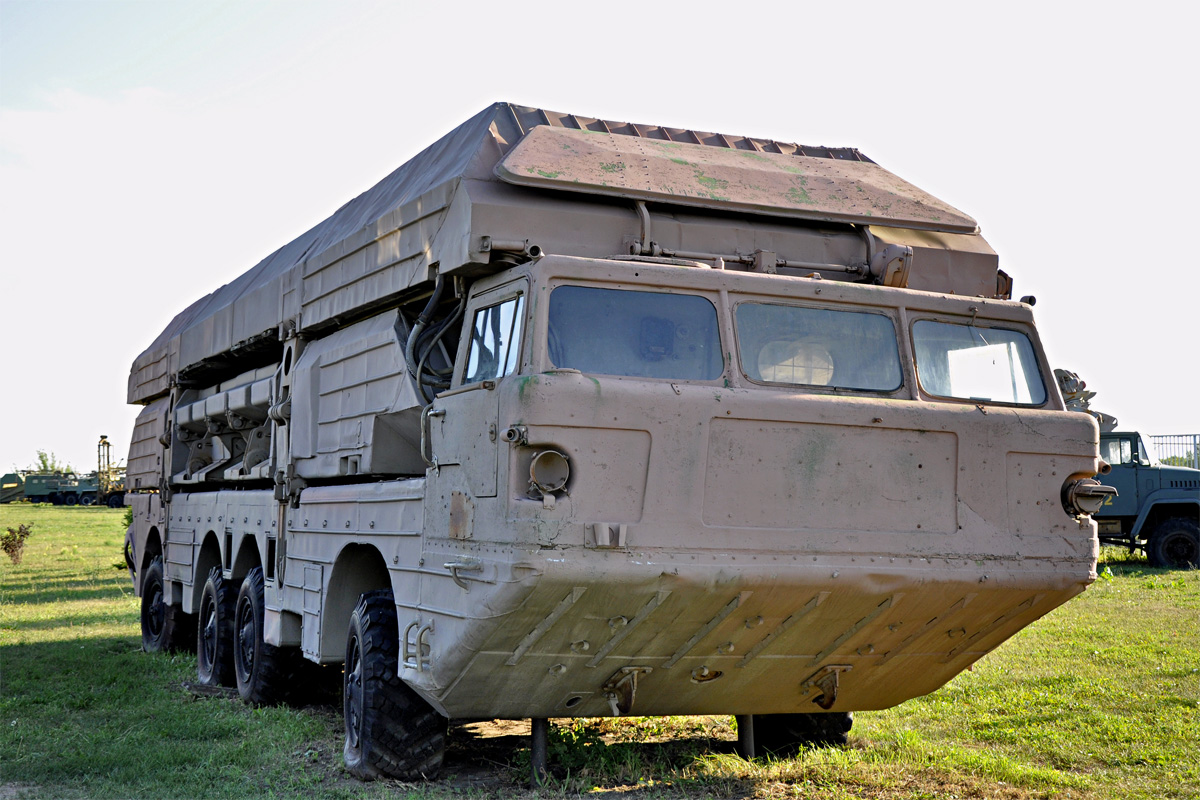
1061;478;1117;517
529;450;570;494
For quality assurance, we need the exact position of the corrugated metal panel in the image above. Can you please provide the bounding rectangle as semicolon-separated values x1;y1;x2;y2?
289;311;424;478
127;396;169;491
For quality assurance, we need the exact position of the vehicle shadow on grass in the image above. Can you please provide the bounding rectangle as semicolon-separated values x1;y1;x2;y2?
437;718;749;797
0;584;132;605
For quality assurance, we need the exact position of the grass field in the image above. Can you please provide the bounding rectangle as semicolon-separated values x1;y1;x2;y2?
1;505;1197;799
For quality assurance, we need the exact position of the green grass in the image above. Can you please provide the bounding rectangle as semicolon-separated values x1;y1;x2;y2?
0;507;385;800
2;508;1197;799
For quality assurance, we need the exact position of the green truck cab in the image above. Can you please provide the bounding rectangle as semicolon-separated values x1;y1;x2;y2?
1095;431;1199;567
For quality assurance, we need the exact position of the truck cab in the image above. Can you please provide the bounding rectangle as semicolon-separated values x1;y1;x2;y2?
1096;431;1200;567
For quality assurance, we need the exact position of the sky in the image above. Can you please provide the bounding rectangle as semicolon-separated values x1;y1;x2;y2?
2;0;1197;474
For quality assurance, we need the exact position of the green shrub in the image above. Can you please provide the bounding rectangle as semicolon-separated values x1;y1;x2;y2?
2;522;32;564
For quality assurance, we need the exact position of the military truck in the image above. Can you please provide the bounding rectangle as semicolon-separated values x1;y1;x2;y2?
1;438;125;506
14;471;123;507
123;103;1110;781
1095;432;1199;567
21;472;73;504
1055;370;1199;568
53;472;99;506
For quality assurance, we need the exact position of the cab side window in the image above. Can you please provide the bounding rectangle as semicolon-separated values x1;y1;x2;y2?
1100;438;1132;466
463;294;525;384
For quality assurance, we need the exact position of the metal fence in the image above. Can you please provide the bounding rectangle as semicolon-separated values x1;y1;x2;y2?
1150;434;1200;469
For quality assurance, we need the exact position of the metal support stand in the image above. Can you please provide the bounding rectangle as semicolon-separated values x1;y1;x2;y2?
530;717;549;787
735;714;755;759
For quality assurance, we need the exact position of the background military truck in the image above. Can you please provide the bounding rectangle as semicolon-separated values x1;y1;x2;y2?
50;472;97;506
20;472;73;504
124;103;1109;782
1096;432;1198;567
1;437;126;506
1055;370;1199;568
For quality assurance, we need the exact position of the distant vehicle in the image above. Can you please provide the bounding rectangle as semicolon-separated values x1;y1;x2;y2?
0;473;25;504
1055;370;1199;568
17;471;74;504
1096;432;1199;568
124;103;1110;781
0;437;126;507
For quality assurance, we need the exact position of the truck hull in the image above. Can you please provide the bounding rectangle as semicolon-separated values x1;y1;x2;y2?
121;105;1107;779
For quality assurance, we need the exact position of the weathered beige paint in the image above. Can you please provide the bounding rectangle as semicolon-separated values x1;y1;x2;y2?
401;257;1098;717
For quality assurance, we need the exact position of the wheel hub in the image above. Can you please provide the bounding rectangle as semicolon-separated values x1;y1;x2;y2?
345;638;363;749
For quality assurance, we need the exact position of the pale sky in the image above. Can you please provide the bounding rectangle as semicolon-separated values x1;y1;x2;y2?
2;0;1197;473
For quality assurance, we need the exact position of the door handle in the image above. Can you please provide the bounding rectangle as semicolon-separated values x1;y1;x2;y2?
421;406;445;472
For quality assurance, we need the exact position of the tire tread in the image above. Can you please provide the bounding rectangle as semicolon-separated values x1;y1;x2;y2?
343;590;446;781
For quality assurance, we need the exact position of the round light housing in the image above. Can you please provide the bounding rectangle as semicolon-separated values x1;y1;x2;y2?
1061;477;1117;517
530;450;570;494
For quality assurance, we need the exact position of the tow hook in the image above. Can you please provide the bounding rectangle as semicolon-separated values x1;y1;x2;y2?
799;665;852;709
602;666;652;716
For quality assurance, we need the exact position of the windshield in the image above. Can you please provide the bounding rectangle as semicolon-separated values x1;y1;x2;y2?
735;303;902;391
912;320;1046;405
547;286;723;380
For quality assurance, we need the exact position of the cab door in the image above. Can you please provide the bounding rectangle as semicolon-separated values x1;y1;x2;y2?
427;280;527;498
1098;435;1139;518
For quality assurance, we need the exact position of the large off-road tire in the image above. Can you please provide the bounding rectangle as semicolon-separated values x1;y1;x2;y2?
343;590;447;781
234;566;306;705
1146;517;1200;569
197;567;236;686
140;556;195;653
747;712;853;756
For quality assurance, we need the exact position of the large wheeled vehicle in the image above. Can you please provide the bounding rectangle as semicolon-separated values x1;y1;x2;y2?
53;472;98;506
1055;370;1199;568
124;103;1111;780
1;438;125;507
21;472;72;504
1096;431;1199;568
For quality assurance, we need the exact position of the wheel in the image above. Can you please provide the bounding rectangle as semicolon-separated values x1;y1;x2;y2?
1146;517;1200;569
234;566;306;705
140;556;195;653
197;567;236;686
343;590;447;781
107;493;125;508
63;493;78;506
79;493;95;506
744;712;853;756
